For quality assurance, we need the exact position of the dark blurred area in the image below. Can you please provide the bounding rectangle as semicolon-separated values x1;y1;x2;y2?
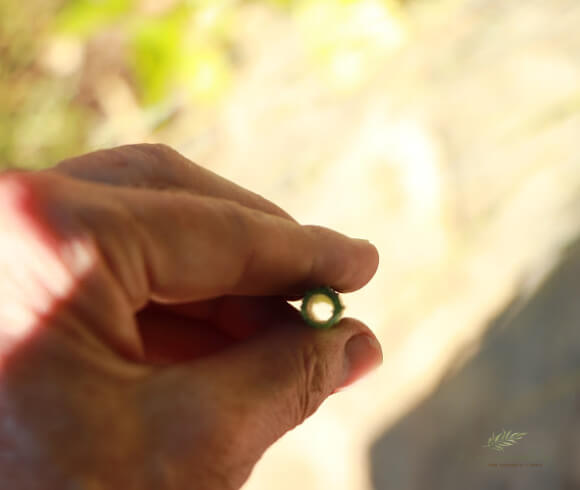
371;233;580;489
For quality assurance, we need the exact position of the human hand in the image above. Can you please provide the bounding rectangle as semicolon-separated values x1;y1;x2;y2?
0;144;381;489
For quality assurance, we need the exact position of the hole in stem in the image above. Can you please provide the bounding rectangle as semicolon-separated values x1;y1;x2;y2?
306;293;335;322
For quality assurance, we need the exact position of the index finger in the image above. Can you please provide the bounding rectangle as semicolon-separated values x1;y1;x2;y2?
106;185;379;304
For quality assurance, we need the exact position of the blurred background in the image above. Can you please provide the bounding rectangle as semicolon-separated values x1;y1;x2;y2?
2;0;580;488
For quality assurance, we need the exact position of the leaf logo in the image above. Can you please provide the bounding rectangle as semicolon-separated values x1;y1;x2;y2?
482;429;527;452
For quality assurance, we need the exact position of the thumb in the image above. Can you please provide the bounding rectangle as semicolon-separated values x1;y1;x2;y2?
184;309;382;459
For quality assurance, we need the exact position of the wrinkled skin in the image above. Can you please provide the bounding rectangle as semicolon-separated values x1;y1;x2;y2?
0;144;382;489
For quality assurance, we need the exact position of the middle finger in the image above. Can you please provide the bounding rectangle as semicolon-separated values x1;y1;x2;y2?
52;144;298;223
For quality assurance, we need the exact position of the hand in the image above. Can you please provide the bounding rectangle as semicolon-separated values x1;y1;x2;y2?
0;144;381;489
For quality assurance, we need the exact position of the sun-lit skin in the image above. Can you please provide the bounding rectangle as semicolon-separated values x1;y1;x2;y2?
0;144;382;490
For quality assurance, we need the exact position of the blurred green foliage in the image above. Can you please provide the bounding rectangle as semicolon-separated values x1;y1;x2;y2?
130;7;195;104
55;0;236;104
56;0;135;37
0;0;403;169
0;0;91;168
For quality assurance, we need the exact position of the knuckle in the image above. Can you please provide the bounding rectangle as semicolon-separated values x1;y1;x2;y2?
124;143;192;187
135;143;180;163
303;224;329;239
293;342;330;422
54;149;131;184
303;224;345;248
80;197;148;307
56;144;202;191
217;200;255;288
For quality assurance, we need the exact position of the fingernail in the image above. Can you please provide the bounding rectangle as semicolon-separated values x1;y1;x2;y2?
337;334;383;391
